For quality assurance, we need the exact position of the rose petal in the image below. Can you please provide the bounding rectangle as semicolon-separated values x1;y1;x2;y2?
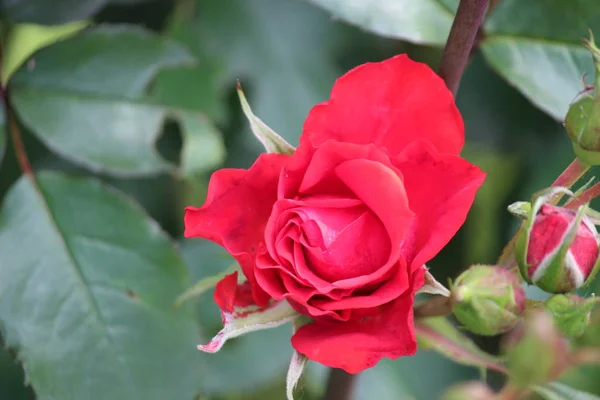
214;272;256;313
184;153;289;305
291;269;425;373
301;54;464;157
335;158;414;267
393;141;486;273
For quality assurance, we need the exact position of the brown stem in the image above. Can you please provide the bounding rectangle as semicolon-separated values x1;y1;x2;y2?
323;368;358;400
438;0;489;95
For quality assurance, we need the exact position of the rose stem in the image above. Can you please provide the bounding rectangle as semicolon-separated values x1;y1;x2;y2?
323;368;358;400
0;38;33;176
437;0;489;95
552;158;589;188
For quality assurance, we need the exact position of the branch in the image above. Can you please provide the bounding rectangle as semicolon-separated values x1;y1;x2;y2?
438;0;489;95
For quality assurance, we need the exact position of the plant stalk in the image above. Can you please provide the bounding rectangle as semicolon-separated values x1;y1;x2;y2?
323;368;358;400
438;0;489;95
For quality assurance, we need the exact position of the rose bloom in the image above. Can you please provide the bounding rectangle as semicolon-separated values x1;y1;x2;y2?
185;55;485;373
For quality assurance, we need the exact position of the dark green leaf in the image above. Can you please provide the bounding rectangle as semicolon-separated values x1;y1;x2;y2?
0;0;152;25
11;25;224;177
0;172;202;400
305;0;457;45
150;11;228;123
482;0;600;120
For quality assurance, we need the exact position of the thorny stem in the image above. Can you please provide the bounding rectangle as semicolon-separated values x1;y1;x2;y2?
323;368;358;400
438;0;489;95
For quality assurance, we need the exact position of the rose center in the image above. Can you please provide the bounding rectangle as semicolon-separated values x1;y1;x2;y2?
296;205;390;281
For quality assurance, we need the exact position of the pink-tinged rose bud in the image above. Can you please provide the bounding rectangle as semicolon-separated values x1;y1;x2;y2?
516;202;600;294
452;265;526;336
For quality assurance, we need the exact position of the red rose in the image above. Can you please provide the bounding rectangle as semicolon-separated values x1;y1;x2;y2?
185;55;485;373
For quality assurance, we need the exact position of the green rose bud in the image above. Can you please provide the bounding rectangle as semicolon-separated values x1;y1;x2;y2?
546;294;600;338
565;33;600;165
452;265;526;336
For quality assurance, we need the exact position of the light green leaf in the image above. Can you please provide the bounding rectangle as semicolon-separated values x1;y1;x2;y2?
305;0;457;45
0;172;201;400
482;0;600;120
535;382;600;400
415;317;506;373
2;21;89;84
11;25;222;177
0;0;152;24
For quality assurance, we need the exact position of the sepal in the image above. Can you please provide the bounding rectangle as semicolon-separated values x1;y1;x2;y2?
237;83;296;155
197;272;299;353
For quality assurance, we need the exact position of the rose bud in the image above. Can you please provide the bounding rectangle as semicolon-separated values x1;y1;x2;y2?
451;265;525;336
565;33;600;165
515;197;600;293
441;382;495;400
503;310;570;388
546;294;600;338
185;55;486;374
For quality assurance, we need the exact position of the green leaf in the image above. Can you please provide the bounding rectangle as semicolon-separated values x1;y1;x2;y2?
0;172;202;400
11;25;223;177
2;21;89;84
0;0;153;24
415;317;506;373
535;382;600;400
150;9;228;123
481;0;600;120
305;0;457;45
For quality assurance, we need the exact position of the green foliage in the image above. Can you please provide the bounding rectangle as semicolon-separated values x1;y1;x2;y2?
0;172;201;400
10;25;224;177
2;0;600;399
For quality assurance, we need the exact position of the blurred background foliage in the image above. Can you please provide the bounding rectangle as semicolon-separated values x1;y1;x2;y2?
0;0;600;399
